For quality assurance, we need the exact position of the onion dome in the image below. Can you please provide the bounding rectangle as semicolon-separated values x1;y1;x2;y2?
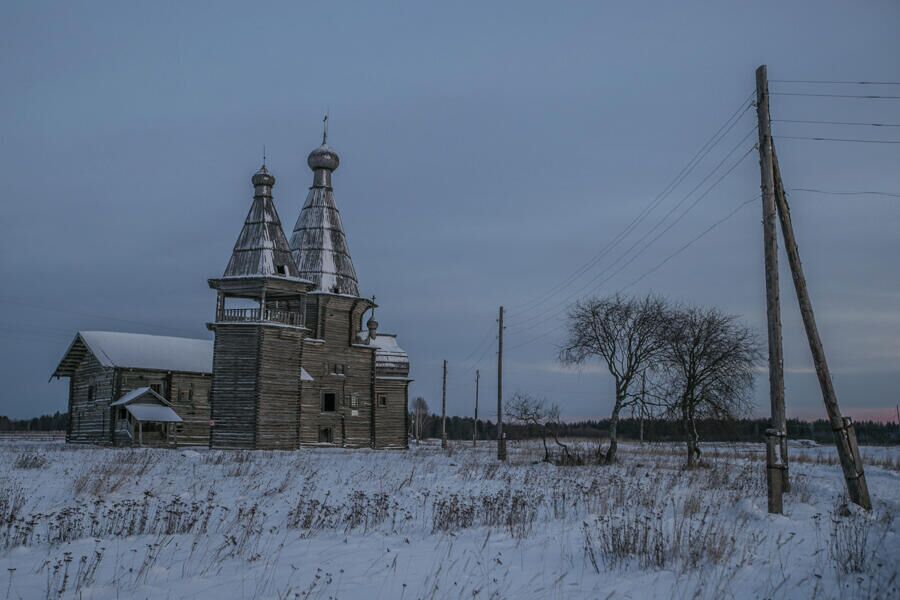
307;144;340;172
251;164;276;187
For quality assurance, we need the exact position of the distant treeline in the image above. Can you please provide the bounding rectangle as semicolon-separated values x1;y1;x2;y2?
413;414;900;445
0;411;68;432
3;411;896;444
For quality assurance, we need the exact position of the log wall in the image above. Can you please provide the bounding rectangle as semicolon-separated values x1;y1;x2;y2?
299;295;377;448
210;325;260;448
255;326;304;449
67;353;115;444
374;378;410;448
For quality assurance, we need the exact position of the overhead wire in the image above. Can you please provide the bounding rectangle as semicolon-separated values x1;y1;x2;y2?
770;79;900;86
504;90;756;317
772;119;900;128
769;92;900;100
774;135;900;144
456;93;759;386
790;188;900;199
506;127;758;333
506;193;760;352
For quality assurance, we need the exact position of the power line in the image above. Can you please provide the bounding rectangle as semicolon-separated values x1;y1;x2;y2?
504;91;755;318
457;336;496;379
506;193;760;352
770;79;900;86
774;135;900;145
790;188;900;199
621;196;759;290
458;326;495;365
769;92;900;100
507;132;757;333
772;119;900;128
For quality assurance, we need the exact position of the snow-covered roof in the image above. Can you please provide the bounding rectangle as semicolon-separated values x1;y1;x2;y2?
126;404;182;423
111;386;166;406
53;331;214;377
357;332;409;372
301;367;314;382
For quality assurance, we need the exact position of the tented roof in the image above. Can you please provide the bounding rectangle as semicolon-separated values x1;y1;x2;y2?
223;166;304;281
53;331;213;378
289;156;360;296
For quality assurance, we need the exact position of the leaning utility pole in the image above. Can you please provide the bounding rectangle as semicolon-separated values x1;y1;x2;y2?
756;64;789;512
441;359;448;450
772;150;872;510
473;369;480;447
497;306;507;461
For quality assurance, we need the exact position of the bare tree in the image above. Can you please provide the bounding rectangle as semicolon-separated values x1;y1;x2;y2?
659;306;760;467
411;397;429;444
506;392;574;464
559;294;669;463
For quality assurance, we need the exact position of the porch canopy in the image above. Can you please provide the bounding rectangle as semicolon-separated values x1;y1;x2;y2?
124;403;181;423
111;387;183;423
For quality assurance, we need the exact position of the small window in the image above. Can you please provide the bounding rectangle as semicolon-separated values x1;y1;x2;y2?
150;383;163;396
330;363;346;376
87;385;95;401
378;395;388;407
275;264;287;275
322;392;337;412
350;393;359;409
318;427;333;443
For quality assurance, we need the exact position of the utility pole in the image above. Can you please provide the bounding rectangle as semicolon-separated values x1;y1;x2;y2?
756;64;789;512
772;150;871;510
441;359;448;450
497;306;506;461
639;370;646;445
473;369;480;447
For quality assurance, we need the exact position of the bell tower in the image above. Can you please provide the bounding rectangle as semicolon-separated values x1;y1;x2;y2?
208;165;312;449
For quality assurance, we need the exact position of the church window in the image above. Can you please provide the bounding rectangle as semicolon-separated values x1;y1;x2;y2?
379;395;388;407
322;392;337;412
87;384;95;401
275;264;287;275
318;427;333;443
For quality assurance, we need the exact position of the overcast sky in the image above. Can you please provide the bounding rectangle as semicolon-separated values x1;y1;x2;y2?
1;1;898;422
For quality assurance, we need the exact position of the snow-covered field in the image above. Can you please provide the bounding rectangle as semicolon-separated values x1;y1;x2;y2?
0;438;897;599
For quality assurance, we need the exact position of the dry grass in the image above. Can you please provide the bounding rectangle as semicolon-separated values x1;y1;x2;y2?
13;451;49;470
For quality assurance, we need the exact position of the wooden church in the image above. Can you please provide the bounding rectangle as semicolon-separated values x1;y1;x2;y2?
53;128;411;450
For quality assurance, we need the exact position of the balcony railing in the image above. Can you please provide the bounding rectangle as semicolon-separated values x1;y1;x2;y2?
219;307;304;327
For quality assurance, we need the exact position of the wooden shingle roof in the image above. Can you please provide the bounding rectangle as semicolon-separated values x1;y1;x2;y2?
223;166;306;281
289;141;360;296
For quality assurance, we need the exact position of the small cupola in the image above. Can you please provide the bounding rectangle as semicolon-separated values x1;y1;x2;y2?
366;313;379;342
